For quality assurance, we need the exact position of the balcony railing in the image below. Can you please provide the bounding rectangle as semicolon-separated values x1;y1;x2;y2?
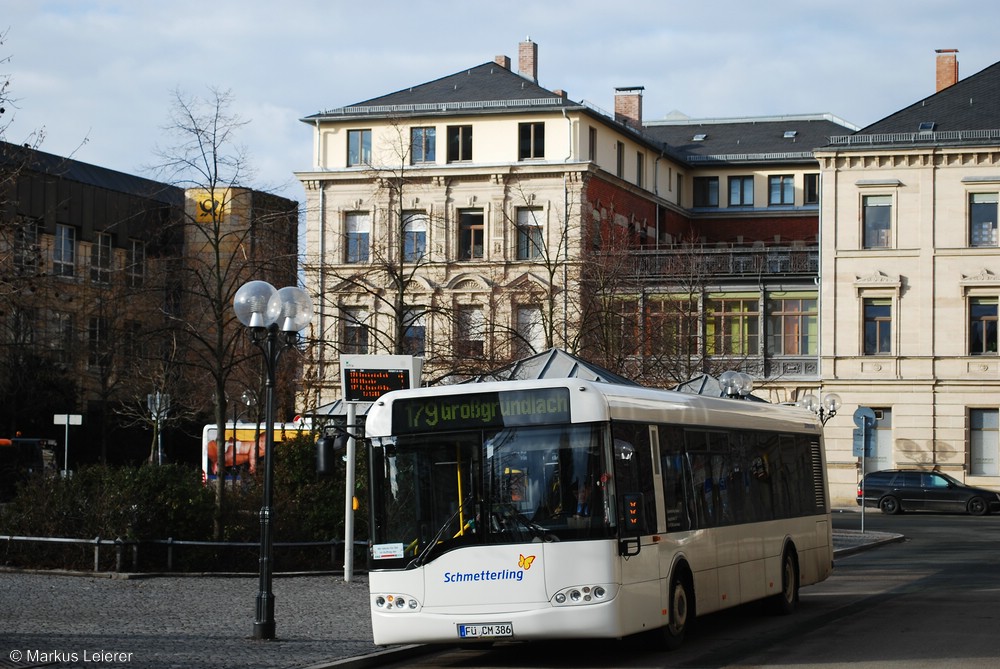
611;243;819;279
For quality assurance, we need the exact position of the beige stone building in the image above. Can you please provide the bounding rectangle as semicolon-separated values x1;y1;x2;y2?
296;40;852;415
816;51;1000;504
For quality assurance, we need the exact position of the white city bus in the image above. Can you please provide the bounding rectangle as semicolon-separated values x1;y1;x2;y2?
363;379;833;648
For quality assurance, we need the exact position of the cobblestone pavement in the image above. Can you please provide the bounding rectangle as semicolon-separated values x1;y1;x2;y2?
0;572;380;669
0;529;900;669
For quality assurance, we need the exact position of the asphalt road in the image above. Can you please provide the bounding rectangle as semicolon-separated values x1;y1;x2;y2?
385;510;1000;669
0;514;900;669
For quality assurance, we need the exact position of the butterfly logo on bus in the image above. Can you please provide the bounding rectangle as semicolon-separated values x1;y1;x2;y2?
518;554;536;570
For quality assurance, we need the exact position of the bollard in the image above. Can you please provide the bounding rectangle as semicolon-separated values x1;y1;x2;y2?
115;537;123;572
167;537;174;571
94;536;101;572
132;542;139;571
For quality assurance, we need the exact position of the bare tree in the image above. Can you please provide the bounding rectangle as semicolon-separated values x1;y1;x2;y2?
151;87;296;539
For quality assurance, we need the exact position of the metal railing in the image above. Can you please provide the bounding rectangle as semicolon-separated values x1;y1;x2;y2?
618;244;819;279
1;534;367;574
828;129;1000;146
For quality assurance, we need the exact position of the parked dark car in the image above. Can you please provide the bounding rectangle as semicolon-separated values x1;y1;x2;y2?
857;469;1000;516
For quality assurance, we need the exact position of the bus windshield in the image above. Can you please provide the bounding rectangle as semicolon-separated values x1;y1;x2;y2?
369;423;615;568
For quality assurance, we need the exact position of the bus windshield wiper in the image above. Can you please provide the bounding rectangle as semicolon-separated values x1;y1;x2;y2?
407;495;474;569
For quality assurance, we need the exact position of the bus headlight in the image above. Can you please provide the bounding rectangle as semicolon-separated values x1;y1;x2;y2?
551;584;615;606
373;594;420;612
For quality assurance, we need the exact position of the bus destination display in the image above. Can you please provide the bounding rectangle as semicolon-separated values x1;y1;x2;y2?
344;368;411;402
392;387;571;433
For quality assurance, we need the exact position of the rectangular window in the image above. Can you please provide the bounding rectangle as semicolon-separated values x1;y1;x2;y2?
342;307;369;354
14;217;40;276
515;305;544;357
458;210;484;260
645;298;699;356
766;296;818;355
447;125;473;162
123;320;143;361
729;176;754;207
706;297;759;356
694;177;720;207
863;195;892;249
49;311;74;364
615;142;624;178
88;316;107;368
127;240;145;287
970;409;999;476
970;297;998;355
402;211;427;262
345;212;370;264
456;306;485;357
611;299;640;356
969;193;998;247
402;309;426;356
53;224;76;278
91;232;113;283
588;127;597;161
863;298;892;355
516;207;543;260
410;127;436;164
768;175;794;205
636;152;644;188
804;173;820;205
518;122;545;160
347;129;372;167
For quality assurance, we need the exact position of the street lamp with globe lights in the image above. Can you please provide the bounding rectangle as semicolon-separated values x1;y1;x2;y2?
799;391;842;425
233;280;313;641
719;370;755;399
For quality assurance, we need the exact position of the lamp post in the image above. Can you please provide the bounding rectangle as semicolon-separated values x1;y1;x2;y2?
233;280;313;641
800;391;842;425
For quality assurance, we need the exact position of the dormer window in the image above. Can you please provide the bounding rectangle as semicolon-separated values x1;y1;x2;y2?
918;121;936;133
783;130;797;139
693;133;707;142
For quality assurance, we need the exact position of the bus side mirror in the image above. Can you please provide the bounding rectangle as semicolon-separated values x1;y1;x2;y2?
316;434;347;475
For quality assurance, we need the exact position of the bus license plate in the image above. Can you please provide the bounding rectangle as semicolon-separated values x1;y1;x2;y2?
458;623;513;639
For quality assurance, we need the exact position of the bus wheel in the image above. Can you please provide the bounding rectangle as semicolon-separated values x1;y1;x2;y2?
661;572;693;650
770;549;799;615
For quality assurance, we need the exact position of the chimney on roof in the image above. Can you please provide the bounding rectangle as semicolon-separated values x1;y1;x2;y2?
615;87;644;130
519;38;538;83
494;54;511;70
936;49;959;92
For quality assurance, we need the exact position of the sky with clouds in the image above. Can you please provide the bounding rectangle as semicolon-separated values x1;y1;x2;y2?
4;0;1000;204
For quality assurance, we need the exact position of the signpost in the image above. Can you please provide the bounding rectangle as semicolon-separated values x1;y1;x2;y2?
53;413;83;477
340;355;422;581
853;406;877;532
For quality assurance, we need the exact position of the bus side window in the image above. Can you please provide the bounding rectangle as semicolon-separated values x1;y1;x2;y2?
659;426;690;532
610;422;658;534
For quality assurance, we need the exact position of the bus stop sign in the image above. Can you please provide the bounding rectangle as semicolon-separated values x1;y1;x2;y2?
852;406;877;457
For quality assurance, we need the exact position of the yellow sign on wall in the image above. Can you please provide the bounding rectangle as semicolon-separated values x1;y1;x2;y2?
192;189;228;223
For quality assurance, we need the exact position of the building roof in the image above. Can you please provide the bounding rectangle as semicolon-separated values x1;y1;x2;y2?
461;348;640;386
825;60;1000;149
643;114;858;164
0;141;183;205
302;61;576;122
